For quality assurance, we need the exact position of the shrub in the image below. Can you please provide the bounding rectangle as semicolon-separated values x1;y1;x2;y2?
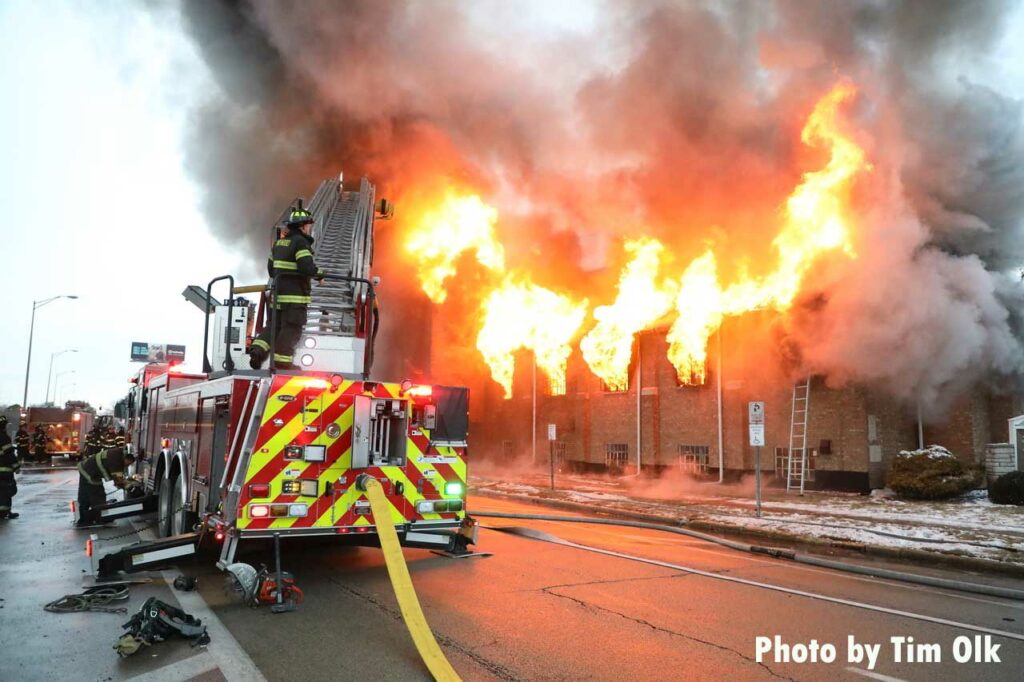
887;447;980;500
989;471;1024;506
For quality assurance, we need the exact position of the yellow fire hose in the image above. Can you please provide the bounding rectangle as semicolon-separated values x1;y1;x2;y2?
358;475;461;681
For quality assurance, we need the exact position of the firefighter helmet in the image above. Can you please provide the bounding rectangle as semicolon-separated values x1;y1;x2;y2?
287;208;314;228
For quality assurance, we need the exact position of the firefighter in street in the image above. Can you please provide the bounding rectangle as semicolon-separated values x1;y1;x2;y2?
32;425;46;463
75;446;135;527
84;425;101;458
248;207;324;370
102;426;117;451
15;421;29;462
0;416;20;519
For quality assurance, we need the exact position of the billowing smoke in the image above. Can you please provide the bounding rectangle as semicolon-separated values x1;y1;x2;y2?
174;0;1024;412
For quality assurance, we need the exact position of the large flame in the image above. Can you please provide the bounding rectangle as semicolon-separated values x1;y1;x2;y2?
580;237;676;390
403;189;505;303
665;81;868;383
403;81;870;397
477;276;588;398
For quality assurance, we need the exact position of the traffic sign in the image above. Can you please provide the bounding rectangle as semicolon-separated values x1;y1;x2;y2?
547;423;557;441
748;401;764;424
749;424;765;447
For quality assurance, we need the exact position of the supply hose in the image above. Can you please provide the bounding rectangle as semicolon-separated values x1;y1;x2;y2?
44;585;130;614
474;511;1024;601
358;475;460;681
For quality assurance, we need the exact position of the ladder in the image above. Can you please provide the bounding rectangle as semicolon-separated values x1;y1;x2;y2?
305;175;376;338
786;378;811;493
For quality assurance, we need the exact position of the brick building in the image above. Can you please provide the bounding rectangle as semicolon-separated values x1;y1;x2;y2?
469;310;1017;493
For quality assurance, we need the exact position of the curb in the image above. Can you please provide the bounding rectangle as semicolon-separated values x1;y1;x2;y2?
473;488;1024;579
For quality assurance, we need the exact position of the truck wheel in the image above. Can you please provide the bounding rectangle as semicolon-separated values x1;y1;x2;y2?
170;474;194;536
157;475;172;538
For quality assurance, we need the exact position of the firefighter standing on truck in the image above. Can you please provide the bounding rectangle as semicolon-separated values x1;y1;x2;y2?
0;416;20;519
248;208;323;370
76;446;135;527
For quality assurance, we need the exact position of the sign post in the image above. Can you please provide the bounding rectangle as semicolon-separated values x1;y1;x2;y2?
748;402;765;518
547;424;557;490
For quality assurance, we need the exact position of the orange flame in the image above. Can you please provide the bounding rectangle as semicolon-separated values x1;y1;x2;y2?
404;189;505;303
477;275;588;398
666;81;868;383
403;82;870;398
580;237;676;390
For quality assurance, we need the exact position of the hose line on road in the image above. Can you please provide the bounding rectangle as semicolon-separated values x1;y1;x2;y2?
44;585;130;614
474;511;1024;602
360;476;461;682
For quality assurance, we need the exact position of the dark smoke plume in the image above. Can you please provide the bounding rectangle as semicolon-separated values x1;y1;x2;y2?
175;0;1024;412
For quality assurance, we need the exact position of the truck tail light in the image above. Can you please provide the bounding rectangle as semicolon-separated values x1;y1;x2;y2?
250;505;270;518
249;483;270;498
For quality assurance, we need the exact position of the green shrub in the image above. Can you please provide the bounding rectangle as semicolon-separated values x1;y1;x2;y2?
887;447;980;500
989;471;1024;506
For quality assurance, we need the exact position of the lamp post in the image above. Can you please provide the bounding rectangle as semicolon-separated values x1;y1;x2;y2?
22;295;78;407
53;370;76;407
45;349;78;404
59;383;78;407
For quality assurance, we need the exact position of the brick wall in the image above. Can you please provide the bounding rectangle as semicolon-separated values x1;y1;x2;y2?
467;311;1015;491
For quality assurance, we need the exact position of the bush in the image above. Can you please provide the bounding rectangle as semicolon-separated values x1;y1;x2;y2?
989;471;1024;506
887;447;981;500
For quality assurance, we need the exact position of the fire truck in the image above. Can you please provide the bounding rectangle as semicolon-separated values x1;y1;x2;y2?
92;175;475;579
23;402;94;460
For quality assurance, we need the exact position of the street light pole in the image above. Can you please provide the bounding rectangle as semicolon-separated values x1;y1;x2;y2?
45;349;78;404
53;370;76;407
22;295;78;408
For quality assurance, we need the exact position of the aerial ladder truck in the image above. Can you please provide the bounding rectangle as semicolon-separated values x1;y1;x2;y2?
88;174;476;584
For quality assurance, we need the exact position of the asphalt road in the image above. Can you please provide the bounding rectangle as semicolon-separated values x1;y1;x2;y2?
2;469;1022;681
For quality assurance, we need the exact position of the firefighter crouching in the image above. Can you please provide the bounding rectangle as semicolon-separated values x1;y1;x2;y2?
76;446;135;528
248;208;323;370
0;416;20;519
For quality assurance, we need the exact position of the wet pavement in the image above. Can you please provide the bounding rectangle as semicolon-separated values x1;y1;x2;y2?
0;468;220;681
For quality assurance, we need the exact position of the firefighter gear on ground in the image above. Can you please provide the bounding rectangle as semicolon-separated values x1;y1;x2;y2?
115;597;209;658
249;215;323;369
0;416;20;519
76;447;133;526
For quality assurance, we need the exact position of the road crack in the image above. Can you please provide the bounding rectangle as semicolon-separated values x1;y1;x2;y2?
542;586;795;681
327;577;522;681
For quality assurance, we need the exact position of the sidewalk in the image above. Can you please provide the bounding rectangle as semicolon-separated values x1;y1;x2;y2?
471;468;1024;576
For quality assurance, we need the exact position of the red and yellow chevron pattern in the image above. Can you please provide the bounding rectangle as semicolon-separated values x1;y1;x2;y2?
237;376;466;533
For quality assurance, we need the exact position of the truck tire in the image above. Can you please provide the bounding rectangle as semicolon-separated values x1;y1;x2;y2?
157;475;172;538
170;474;194;536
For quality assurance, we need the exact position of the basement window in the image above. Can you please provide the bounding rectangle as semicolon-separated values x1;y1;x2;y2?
677;444;709;474
501;440;515;459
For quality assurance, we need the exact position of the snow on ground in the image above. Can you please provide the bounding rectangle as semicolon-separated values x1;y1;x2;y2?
472;473;1024;564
